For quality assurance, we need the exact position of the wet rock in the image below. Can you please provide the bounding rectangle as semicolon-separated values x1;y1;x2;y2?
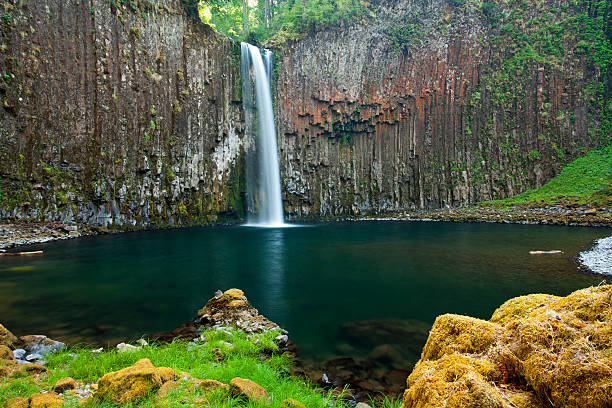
12;349;26;359
116;343;141;352
15;335;65;356
25;353;43;362
29;392;63;408
355;403;372;408
95;358;163;403
195;289;285;334
54;377;77;393
0;323;17;348
230;377;270;403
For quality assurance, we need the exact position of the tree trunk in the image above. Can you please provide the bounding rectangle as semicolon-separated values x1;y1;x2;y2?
243;0;248;34
265;0;270;27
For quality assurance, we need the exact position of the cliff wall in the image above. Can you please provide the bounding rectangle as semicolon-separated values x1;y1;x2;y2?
275;0;607;217
0;0;244;226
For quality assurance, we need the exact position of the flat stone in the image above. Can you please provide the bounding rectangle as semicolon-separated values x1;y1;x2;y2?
54;377;77;393
230;377;270;403
26;353;43;361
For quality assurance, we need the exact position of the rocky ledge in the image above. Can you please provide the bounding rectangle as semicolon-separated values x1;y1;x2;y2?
358;205;612;227
401;284;612;408
0;222;98;249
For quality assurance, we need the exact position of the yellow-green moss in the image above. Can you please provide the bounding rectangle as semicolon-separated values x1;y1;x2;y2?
491;293;560;324
420;314;501;361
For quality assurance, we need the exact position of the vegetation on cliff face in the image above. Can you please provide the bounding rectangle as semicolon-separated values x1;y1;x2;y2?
482;145;612;206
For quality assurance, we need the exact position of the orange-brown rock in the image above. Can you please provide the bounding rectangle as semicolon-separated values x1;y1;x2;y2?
0;362;46;378
53;377;77;393
0;324;17;348
157;380;178;398
196;379;230;392
0;345;13;360
95;358;163;403
280;398;306;408
4;397;28;408
156;367;177;383
29;392;63;408
229;377;270;403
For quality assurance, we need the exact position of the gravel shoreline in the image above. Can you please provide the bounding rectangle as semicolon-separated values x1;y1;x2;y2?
1;205;610;250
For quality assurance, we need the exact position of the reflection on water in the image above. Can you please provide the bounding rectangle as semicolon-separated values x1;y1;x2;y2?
0;221;607;361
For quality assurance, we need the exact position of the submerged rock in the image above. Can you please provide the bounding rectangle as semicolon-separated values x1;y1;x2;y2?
401;285;612;408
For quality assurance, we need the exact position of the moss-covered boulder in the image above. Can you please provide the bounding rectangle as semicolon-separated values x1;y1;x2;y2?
401;285;612;408
29;392;63;408
0;324;17;348
195;289;284;333
0;344;13;360
95;358;163;403
491;293;560;324
53;377;77;393
4;397;29;408
420;314;501;361
230;377;270;403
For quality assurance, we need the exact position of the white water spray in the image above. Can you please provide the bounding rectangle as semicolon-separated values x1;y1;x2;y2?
241;43;285;227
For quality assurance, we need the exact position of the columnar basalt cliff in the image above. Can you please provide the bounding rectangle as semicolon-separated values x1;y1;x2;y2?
0;0;244;226
275;0;607;217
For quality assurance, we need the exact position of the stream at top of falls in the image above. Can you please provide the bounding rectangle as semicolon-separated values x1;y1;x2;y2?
0;221;608;367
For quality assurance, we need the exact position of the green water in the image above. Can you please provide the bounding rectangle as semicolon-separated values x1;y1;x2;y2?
0;221;607;362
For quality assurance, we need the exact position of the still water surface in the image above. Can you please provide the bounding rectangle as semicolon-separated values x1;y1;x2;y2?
0;221;607;361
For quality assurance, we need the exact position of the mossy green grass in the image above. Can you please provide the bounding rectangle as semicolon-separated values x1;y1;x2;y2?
0;328;401;408
482;145;612;207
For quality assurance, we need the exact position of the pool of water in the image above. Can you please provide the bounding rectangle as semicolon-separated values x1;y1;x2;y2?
0;221;607;364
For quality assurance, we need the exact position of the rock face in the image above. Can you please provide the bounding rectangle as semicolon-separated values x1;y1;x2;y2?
401;285;612;408
275;0;606;217
0;0;244;227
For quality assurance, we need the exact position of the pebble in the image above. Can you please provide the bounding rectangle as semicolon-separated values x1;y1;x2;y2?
25;353;42;361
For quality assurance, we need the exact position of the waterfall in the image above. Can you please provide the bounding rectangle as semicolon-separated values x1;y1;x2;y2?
241;42;285;227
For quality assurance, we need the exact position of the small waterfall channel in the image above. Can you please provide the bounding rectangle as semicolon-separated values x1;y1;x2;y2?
241;42;286;227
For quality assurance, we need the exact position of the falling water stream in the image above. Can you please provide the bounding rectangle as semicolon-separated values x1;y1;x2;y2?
241;43;285;227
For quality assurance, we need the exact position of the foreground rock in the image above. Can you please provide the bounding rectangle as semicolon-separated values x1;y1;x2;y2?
401;285;612;408
95;358;168;403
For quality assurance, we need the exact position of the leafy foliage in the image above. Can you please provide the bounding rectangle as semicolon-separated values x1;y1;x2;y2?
199;0;372;44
